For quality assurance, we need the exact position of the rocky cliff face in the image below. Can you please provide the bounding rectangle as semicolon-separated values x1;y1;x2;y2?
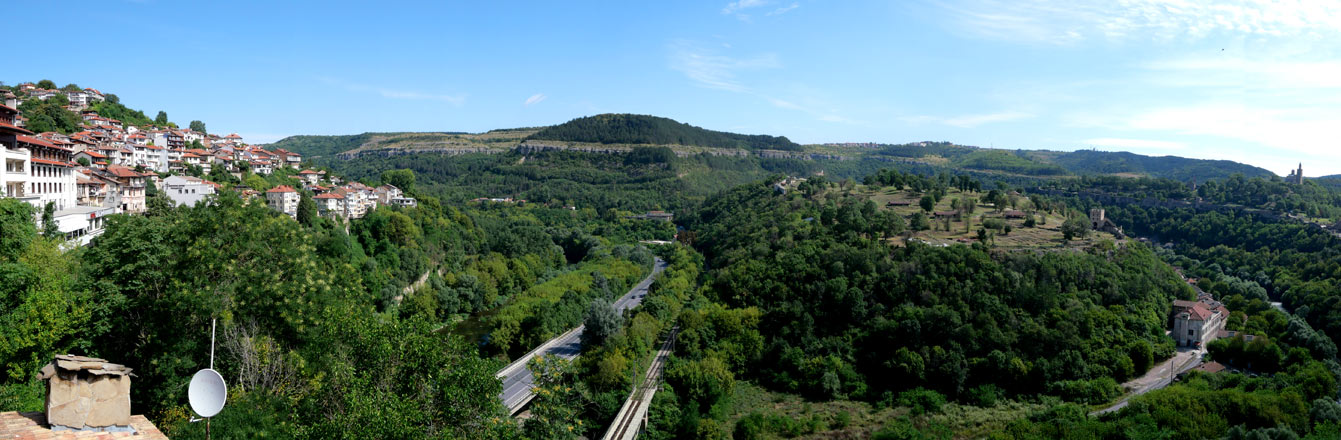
335;140;853;162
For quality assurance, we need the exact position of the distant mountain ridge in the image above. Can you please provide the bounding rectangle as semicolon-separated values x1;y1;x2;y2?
267;115;1278;183
526;113;803;151
1045;150;1275;181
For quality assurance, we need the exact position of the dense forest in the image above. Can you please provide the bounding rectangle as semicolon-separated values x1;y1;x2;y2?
870;142;1278;181
1050;150;1276;181
6;116;1341;438
527;114;803;151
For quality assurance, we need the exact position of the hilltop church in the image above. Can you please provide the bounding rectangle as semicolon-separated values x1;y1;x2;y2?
1286;163;1305;185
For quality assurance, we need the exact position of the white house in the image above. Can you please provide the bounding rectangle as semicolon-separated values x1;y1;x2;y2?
1172;299;1228;348
266;185;300;218
163;175;216;207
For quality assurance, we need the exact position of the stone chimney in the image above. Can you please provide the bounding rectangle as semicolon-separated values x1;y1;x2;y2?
35;354;134;432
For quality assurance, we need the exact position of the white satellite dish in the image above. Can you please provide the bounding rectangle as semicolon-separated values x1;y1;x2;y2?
188;368;227;418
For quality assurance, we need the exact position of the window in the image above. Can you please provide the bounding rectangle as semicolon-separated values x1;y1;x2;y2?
1187;329;1194;336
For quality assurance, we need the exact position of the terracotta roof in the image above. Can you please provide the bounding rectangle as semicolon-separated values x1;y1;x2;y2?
81;150;108;158
314;193;344;199
1180;302;1214;321
0;119;34;135
31;158;75;167
1193;361;1226;374
267;185;297;193
0;411;167;439
299;169;320;174
104;165;143;178
16;135;58;149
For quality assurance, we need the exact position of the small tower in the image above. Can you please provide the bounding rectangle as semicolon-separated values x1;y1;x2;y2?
1296;163;1304;184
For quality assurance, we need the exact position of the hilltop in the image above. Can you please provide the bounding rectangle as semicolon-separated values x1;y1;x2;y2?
1041;149;1276;181
525;113;802;151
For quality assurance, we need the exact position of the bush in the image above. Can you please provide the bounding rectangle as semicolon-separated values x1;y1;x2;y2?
898;388;947;415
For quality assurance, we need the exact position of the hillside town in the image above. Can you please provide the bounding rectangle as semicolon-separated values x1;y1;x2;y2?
0;83;414;246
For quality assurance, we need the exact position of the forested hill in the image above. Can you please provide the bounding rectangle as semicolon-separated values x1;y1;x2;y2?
1048;150;1276;181
266;132;384;157
526;113;803;151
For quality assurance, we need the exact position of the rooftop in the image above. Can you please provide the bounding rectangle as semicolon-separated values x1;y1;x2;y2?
0;411;166;439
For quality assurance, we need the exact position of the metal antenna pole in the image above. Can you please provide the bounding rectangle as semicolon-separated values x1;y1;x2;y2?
209;318;216;440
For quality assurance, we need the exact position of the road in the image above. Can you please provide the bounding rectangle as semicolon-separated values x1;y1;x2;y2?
497;257;668;415
602;326;678;440
1092;346;1204;415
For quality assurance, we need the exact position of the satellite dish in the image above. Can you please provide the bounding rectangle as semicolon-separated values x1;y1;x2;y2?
188;368;227;418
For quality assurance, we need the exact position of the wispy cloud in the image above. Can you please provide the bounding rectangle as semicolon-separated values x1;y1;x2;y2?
524;93;547;106
767;2;799;16
669;42;780;93
939;0;1341;44
318;77;465;106
723;0;797;20
722;0;767;15
668;41;857;125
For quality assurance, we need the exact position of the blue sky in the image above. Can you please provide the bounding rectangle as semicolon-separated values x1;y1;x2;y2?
9;1;1341;175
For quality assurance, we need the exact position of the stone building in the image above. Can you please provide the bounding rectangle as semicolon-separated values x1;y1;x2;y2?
1172;299;1229;348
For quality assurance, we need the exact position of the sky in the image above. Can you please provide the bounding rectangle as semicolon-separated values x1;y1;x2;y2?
8;0;1341;176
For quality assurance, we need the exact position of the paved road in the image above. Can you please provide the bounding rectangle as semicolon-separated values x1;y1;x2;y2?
1092;347;1204;415
497;257;668;414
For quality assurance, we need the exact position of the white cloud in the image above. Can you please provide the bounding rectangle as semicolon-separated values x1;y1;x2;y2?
940;0;1341;44
668;42;780;92
767;2;799;16
318;77;465;106
1083;137;1186;152
524;93;547;106
1125;104;1341;159
722;0;767;15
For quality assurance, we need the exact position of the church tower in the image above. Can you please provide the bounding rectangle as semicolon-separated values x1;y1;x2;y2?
1296;163;1304;184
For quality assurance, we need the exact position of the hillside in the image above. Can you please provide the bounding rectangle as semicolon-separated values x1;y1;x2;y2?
526;113;802;151
267;129;539;159
1045;149;1275;181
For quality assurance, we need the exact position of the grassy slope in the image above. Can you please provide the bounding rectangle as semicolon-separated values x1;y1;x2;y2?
845;184;1119;250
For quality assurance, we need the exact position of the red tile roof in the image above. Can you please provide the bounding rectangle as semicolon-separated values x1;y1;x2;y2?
0;119;34;135
315;193;344;199
267;185;297;193
105;165;144;178
31;158;75;167
16;135;59;149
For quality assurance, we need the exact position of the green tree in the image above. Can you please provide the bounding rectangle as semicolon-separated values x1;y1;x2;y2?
76;157;90;167
41;202;58;238
381;169;416;193
581;297;621;348
919;195;935;212
523;355;586;439
154;110;168;125
1061;217;1090;240
297;192;318;226
36;79;56;89
189;120;207;134
909;212;930;231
